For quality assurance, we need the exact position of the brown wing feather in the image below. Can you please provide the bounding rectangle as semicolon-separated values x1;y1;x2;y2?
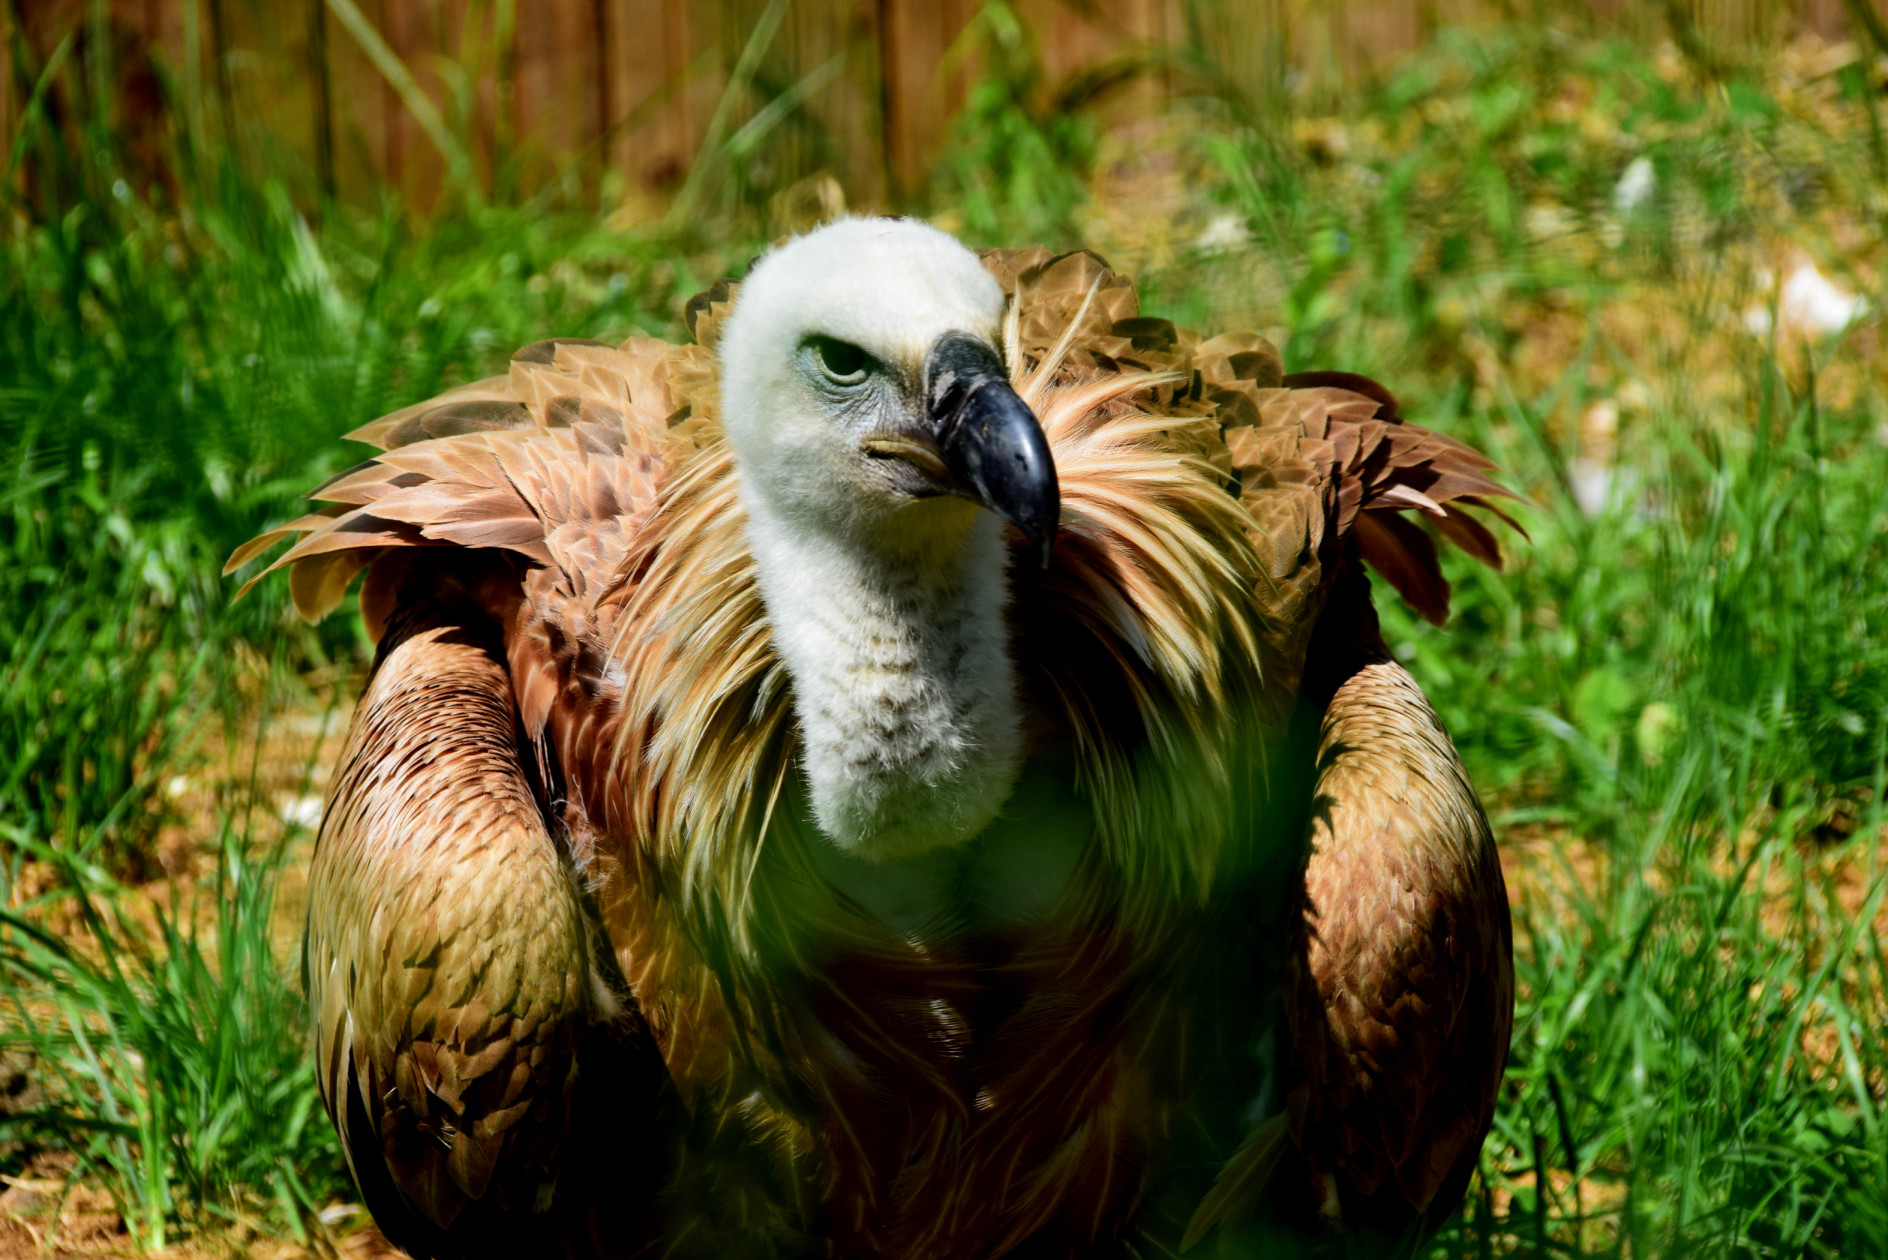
1213;355;1525;665
225;335;684;624
1283;566;1514;1227
1351;509;1451;627
306;591;592;1244
251;335;703;1253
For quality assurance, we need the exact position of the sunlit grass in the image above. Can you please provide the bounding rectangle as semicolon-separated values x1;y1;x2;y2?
2;833;342;1250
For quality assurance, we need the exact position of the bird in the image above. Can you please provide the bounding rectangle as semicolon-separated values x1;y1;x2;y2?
230;217;1517;1260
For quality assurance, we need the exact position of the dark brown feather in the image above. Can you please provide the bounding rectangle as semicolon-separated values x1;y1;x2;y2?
1351;509;1451;627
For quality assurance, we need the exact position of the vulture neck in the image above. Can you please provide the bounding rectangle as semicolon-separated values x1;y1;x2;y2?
744;498;1025;863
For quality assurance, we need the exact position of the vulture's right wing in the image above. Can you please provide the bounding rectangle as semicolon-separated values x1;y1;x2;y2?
1188;363;1519;1249
1170;353;1525;1254
1215;364;1518;1218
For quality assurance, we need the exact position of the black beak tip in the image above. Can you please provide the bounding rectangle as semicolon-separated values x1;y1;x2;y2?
1000;455;1059;570
1017;505;1058;569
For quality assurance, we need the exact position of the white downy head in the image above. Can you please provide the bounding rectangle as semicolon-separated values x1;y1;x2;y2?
717;217;1060;861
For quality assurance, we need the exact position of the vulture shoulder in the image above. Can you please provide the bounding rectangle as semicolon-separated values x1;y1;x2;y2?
232;335;699;1253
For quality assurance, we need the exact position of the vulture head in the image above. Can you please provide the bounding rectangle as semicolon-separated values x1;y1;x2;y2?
718;218;1057;863
719;217;1057;563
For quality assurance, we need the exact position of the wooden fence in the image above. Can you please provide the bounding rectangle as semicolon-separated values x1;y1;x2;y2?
0;0;1874;212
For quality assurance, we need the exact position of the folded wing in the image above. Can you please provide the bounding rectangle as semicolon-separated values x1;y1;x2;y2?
1176;308;1519;1244
308;596;592;1251
237;336;708;1256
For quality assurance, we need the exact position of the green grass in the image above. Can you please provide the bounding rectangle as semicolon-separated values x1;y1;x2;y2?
1188;29;1888;1256
3;9;1886;1256
2;834;340;1249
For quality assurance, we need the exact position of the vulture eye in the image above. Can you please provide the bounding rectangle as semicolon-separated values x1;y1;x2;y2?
809;336;873;387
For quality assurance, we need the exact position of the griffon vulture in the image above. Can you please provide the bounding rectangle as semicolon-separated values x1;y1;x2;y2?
232;218;1517;1259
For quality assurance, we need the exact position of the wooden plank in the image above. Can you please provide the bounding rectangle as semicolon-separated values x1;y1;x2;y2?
369;0;400;191
1340;0;1424;78
19;0;1888;218
309;0;336;197
1007;0;1169;139
118;0;177;199
1;0;15;172
512;0;604;196
454;0;500;201
325;0;392;202
1;4;12;198
849;0;893;207
6;1;69;211
768;0;881;211
391;0;457;208
673;0;717;191
378;0;413;193
598;0;626;186
140;0;181;67
600;0;708;196
3;1;185;198
877;0;912;193
218;0;307;193
1183;0;1291;110
879;0;979;196
1797;0;1845;37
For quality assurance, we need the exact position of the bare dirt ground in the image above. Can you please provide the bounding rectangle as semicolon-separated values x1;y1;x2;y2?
0;1152;399;1259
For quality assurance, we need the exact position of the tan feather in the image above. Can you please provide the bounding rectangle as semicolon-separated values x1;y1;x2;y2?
1285;573;1513;1221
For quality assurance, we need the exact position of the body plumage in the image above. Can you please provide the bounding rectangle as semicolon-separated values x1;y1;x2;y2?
233;221;1516;1258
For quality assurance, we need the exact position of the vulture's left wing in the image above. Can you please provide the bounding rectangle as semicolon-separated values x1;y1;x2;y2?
1192;356;1519;1247
977;247;1518;1251
228;332;719;789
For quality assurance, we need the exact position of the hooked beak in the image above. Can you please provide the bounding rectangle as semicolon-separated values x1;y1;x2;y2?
864;332;1060;567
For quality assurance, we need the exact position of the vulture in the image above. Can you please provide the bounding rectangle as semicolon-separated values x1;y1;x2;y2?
231;218;1516;1259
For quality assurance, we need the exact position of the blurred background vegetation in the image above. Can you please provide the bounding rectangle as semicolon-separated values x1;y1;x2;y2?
2;0;1886;1255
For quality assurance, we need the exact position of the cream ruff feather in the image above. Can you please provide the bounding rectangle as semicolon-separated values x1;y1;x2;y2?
233;221;1521;1260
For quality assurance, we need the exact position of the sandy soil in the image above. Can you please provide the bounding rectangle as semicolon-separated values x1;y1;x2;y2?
0;1154;399;1259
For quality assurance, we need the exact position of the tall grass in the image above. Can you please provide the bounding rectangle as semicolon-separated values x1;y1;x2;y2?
0;29;736;1245
0;134;722;874
1;832;343;1250
1185;25;1888;1255
2;7;1885;1254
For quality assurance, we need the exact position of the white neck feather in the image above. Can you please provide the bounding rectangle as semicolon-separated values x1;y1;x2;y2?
743;495;1024;860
